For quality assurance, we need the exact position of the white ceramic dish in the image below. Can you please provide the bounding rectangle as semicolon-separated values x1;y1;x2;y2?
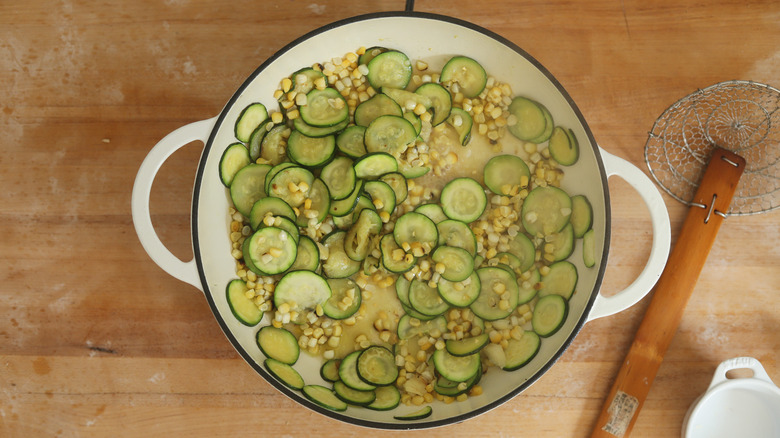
683;357;780;438
131;12;671;429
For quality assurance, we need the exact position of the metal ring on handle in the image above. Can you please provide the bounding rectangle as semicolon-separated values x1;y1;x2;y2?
586;148;672;322
131;117;217;292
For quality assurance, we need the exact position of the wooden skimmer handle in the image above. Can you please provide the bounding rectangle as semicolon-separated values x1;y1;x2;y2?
590;147;746;437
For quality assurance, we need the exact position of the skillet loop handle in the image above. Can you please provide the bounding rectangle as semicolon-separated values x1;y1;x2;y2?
131;117;217;292
586;148;671;322
709;357;776;389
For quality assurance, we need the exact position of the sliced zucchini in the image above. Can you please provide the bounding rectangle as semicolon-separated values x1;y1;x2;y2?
350;194;376;223
256;325;299;365
447;107;473;146
249;196;296;230
289;67;326;95
295;177;330;227
286;131;335;168
548;125;579;166
437;270;480;308
289;235;320;272
219;142;251;187
408;279;449;317
263;162;297;194
335;125;367;158
434;369;481;397
570;194;593;238
267;165;315;208
247;121;271;162
379;172;408;204
483;154;531;196
583;229;596;268
367;385;401;411
548;223;575;262
437;219;477;257
539;260;578;300
532;294;568;337
245;226;298;275
226;279;263;326
339;350;376;391
415;82;452;126
323;278;362;319
300;87;349;127
329;179;363;217
393;211;439;250
517;268;541;305
354;93;402;127
445;333;489;357
382;87;433;112
432;349;481;382
431;246;474;282
235;102;268;143
333;380;376;406
354;152;398;180
274;270;332;316
528;102;554;144
503;331;541;371
470;267;519;321
264;358;304;390
440;55;488;98
293;116;349;138
359;46;389;66
320;358;341;383
321;231;361;279
357;346;398;386
320;156;356;201
259;124;290;165
302;385;348;412
440;177;487;223
366;50;412;90
364;115;417;157
394;405;432;421
396;314;447;340
507;97;547;141
261;215;300;244
403;111;423;135
229;163;271;217
507;233;536;273
363;180;396;216
344;208;382;262
522;186;572;236
398;162;431;179
415;203;448;224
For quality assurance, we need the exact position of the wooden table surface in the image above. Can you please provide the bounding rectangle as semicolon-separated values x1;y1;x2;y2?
2;0;779;436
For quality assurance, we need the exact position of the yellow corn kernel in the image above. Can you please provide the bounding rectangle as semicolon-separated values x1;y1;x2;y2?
281;77;292;93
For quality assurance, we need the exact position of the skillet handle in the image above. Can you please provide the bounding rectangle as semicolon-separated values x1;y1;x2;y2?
131;117;217;292
586;148;671;322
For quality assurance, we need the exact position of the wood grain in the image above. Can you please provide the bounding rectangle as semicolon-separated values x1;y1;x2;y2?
2;1;779;437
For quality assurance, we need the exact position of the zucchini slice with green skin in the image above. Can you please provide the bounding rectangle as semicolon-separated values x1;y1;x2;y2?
522;186;572;236
440;177;487;223
295;177;330;227
494;251;523;274
396;314;447;340
274;270;332;316
393;211;439;250
570;194;593;238
249;196;297;230
289;235;320;272
267;165;315;208
470;267;520;321
293;116;349;138
404;111;423;136
354;152;398;180
379;172;408;204
539;260;578;300
503;331;541;371
320;156;356;201
394;405;433;421
367;385;401;411
256;325;299;365
548;223;575;262
235;102;268;143
219;142;251;187
528;102;554;143
350;195;376;223
323;278;362;320
434;368;481;397
229;163;271;217
354;93;402;127
247;121;271;162
321;231;361;279
440;55;488;98
339;350;376;391
357;346;398;386
302;385;348;412
415;82;452;126
320;358;341;383
290;67;325;95
286;131;335;168
262;215;300;244
507;97;547;141
245;226;298;275
583;229;596;268
382;86;433;112
507;233;536;273
335;125;367;158
333;380;376;406
548;125;579;166
383;233;415;275
447;107;473;146
329;179;363;217
364;115;417;157
363;180;396;216
226;279;263;326
264;358;304;390
432;349;481;382
263;162;297;194
415;203;448;224
259;124;290;165
344;208;382;262
366;50;412;90
483;154;531;196
359;46;389;66
437;270;480;308
445;333;489;357
517;268;541;305
300;87;349;127
532;294;569;337
398;162;431;179
408;279;449;317
431;246;474;282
